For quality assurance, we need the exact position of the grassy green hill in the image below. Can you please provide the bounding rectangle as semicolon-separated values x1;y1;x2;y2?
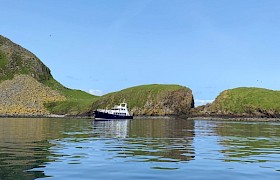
209;87;280;117
0;35;51;83
43;78;97;115
0;35;97;116
92;84;194;116
0;35;195;117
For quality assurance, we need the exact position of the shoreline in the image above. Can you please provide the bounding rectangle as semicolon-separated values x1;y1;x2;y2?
187;116;280;122
0;114;280;122
0;114;90;119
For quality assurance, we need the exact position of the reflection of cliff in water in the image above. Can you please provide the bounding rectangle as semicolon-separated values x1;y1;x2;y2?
0;118;92;179
0;118;63;179
93;118;195;163
214;121;280;162
129;118;195;138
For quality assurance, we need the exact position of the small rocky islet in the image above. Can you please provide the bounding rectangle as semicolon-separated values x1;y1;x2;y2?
1;34;280;119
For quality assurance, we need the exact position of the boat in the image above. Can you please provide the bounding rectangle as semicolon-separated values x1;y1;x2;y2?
94;103;133;120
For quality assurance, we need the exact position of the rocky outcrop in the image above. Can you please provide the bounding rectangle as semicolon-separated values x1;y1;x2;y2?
0;35;67;116
0;35;100;117
195;87;280;118
0;35;51;82
91;84;194;116
0;75;65;115
0;35;196;117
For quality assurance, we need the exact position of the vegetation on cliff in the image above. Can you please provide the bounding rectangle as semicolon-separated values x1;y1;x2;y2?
91;84;194;116
0;35;194;116
0;75;65;115
4;34;280;119
43;77;97;115
0;35;51;82
0;35;97;116
206;87;280;117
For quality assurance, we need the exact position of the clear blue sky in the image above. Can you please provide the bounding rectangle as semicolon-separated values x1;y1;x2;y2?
1;0;280;106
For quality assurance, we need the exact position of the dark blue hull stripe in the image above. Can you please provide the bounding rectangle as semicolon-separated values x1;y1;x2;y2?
94;111;133;120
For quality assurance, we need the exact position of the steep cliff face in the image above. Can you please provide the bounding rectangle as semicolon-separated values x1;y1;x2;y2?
198;87;280;118
0;35;97;116
0;35;195;116
0;35;51;82
91;84;194;116
0;35;67;115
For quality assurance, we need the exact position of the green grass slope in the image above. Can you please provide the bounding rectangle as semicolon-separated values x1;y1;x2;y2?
92;84;194;116
0;34;97;116
0;35;51;82
43;78;97;115
0;35;195;117
210;87;280;116
0;50;8;69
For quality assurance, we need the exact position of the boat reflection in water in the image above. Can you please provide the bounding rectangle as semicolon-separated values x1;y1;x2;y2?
1;118;280;179
93;119;129;138
92;118;195;165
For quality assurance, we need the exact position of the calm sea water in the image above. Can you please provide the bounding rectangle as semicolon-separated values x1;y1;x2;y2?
0;118;280;180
